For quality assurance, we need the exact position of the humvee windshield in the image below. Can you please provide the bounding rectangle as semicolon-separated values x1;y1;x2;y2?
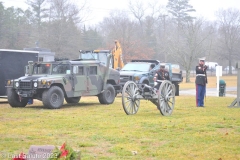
33;63;71;74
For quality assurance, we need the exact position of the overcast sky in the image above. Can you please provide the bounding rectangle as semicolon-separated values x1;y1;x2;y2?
2;0;240;25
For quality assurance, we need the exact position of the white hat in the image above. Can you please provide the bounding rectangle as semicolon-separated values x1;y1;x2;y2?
198;57;206;62
160;64;165;68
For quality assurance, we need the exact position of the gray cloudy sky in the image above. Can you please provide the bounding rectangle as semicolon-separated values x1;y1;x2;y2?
2;0;240;25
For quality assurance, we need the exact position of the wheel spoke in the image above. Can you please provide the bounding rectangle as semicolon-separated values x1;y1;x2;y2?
126;86;132;96
133;100;139;113
167;100;174;105
126;101;132;112
130;84;134;96
124;98;132;104
160;100;164;108
130;101;134;114
166;88;172;97
162;102;167;113
167;102;173;110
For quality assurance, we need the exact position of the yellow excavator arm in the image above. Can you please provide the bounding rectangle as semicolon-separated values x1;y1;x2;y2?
112;40;124;69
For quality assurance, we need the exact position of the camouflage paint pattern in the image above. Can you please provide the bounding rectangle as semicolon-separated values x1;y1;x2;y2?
6;59;120;99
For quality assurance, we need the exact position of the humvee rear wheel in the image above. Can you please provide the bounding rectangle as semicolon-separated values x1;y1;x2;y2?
65;97;81;104
98;84;115;104
42;86;64;109
7;88;28;107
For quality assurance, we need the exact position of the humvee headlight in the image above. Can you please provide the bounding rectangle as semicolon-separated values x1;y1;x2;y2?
15;82;19;88
41;80;47;85
33;82;38;88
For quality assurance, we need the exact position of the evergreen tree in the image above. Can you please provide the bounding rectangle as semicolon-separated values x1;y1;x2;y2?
82;26;103;50
26;0;48;26
167;0;196;24
26;0;48;42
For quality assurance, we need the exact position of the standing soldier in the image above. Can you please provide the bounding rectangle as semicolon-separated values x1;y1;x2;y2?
195;57;208;107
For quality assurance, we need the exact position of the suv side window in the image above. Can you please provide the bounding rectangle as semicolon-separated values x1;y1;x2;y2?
89;66;97;75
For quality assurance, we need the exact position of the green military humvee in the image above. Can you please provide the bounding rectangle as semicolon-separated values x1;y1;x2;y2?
6;54;120;109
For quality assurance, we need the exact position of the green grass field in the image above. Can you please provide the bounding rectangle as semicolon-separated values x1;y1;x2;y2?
0;75;239;160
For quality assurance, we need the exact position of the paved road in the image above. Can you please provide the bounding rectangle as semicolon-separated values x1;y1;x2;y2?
180;87;237;97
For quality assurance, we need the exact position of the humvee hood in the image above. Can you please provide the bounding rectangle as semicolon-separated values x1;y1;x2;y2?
17;75;64;81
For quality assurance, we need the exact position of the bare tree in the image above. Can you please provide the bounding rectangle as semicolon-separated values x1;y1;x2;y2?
99;10;155;62
48;0;86;23
167;18;214;82
128;0;147;36
215;8;240;74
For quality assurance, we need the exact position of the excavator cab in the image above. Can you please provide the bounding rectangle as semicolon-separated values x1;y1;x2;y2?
79;40;124;70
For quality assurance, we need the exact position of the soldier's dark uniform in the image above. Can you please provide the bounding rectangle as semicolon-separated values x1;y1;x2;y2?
195;60;208;107
154;65;170;90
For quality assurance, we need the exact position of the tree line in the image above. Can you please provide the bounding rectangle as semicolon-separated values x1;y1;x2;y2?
0;0;240;81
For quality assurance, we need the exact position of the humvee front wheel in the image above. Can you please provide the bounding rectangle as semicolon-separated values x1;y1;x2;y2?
65;97;81;104
42;86;64;109
7;88;28;107
98;84;115;104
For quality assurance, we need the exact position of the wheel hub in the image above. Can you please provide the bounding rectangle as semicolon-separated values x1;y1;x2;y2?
51;93;59;104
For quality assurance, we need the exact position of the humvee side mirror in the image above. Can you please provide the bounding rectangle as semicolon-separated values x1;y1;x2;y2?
25;65;29;76
28;61;34;75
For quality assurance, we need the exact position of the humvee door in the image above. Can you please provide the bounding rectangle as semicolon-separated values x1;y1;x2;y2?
86;65;103;95
72;65;88;95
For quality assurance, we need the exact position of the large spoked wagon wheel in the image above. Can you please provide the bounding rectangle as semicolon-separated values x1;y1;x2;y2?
158;80;175;116
122;81;140;115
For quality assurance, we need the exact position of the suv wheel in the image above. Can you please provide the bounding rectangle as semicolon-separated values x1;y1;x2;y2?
98;84;115;104
7;88;28;107
42;86;64;109
65;97;81;104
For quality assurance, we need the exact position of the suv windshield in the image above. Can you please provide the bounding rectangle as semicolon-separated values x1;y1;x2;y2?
33;63;70;75
121;63;150;72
